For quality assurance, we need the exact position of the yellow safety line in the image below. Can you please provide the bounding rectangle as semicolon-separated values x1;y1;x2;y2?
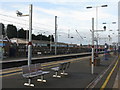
0;68;22;75
42;56;88;66
1;61;62;75
1;56;89;77
100;58;119;89
1;58;76;75
0;72;22;78
0;65;58;78
43;65;58;69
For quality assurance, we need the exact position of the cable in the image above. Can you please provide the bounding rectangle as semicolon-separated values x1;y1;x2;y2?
1;19;54;33
0;14;53;28
0;14;28;22
0;14;77;37
1;19;28;26
75;30;83;39
1;14;84;39
1;18;54;33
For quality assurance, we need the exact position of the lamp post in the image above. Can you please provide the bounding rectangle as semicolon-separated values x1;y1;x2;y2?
86;5;108;54
90;17;107;74
102;22;116;48
91;18;95;74
86;5;108;31
55;16;57;55
16;4;33;87
16;4;33;66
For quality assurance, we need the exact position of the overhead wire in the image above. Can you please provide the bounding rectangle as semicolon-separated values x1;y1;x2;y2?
0;14;55;35
0;14;54;28
75;30;84;39
1;15;73;37
1;14;82;44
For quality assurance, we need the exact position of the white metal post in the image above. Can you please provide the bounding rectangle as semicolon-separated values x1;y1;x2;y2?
118;1;120;56
86;5;107;54
91;18;94;74
68;29;70;53
96;7;99;54
55;16;57;55
50;35;52;52
96;7;98;31
28;4;32;66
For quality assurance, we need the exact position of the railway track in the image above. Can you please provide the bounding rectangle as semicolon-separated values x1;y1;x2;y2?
1;52;93;69
1;51;105;69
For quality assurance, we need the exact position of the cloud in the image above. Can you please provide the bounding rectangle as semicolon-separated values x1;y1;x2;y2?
1;0;119;3
0;1;118;44
33;4;118;40
35;5;116;22
35;7;65;17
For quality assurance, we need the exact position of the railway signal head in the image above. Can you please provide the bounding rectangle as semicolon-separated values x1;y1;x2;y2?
103;26;106;31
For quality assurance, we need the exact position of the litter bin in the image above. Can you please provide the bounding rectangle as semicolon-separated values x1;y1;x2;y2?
89;53;100;66
90;57;100;66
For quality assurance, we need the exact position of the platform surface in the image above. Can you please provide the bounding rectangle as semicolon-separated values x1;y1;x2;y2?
1;54;119;89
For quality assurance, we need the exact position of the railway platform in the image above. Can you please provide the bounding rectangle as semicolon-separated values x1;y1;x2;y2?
1;52;90;63
1;53;119;89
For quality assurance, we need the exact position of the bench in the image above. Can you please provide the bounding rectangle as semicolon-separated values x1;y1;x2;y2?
22;63;50;87
51;62;70;78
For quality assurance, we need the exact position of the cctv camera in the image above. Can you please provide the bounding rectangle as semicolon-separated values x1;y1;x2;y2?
16;10;22;16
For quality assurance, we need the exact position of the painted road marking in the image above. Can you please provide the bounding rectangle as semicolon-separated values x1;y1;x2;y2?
1;54;103;78
1;72;22;78
100;57;119;89
0;68;22;75
1;56;90;77
86;56;118;88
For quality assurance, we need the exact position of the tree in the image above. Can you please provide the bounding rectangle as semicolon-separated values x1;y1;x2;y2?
6;24;17;39
0;23;5;36
18;28;26;39
48;35;54;42
42;35;48;41
36;34;42;40
5;23;54;42
51;35;54;42
32;34;36;40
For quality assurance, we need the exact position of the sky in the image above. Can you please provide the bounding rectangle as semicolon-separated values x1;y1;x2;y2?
0;0;119;45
